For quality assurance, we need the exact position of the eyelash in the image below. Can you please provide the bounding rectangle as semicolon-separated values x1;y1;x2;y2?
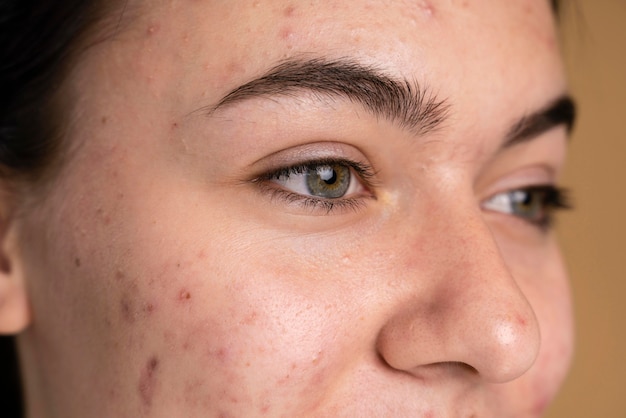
252;158;377;214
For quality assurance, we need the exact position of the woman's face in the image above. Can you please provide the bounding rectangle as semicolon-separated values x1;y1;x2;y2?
14;0;573;416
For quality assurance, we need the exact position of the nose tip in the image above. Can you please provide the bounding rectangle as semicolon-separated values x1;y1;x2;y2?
376;215;542;384
377;291;541;384
470;309;541;383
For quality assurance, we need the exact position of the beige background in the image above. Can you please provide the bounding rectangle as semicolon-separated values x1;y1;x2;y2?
547;1;626;417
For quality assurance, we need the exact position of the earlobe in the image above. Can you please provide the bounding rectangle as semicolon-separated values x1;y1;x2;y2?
0;276;30;334
0;208;31;335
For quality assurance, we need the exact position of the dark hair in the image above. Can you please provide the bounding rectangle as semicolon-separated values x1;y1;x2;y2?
0;0;121;184
1;2;123;415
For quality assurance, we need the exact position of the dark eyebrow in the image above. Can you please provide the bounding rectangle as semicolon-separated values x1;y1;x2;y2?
207;58;449;136
504;96;576;148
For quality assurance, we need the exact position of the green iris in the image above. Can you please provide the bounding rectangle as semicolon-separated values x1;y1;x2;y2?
509;189;545;221
306;164;351;198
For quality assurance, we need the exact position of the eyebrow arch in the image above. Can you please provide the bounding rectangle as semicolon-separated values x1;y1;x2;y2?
206;58;449;136
504;95;577;148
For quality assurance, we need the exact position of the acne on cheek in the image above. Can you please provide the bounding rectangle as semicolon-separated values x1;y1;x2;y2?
138;356;160;407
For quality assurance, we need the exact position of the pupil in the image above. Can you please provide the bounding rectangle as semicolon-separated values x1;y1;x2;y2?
306;164;351;198
318;167;337;184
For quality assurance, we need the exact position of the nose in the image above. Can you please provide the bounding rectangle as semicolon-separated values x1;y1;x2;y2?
376;207;541;384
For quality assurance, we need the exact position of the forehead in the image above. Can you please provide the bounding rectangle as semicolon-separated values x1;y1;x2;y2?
115;1;560;88
77;0;564;148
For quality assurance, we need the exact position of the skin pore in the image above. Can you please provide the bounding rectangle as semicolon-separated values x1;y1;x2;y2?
3;0;573;417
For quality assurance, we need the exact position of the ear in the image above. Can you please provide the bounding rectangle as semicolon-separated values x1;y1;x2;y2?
0;193;30;335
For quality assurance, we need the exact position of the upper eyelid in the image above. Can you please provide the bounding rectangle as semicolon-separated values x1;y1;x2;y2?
256;158;378;185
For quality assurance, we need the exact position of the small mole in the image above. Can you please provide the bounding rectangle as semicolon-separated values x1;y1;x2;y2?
115;270;125;281
171;122;179;129
139;356;159;407
101;116;108;124
74;257;81;267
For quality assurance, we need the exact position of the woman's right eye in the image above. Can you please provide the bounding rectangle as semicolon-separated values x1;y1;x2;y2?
253;159;376;213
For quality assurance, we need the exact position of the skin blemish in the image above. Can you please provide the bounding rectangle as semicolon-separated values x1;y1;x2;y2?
417;0;436;17
120;297;135;323
178;289;192;301
101;116;108;124
283;5;296;17
278;27;294;42
378;189;400;220
138;356;159;407
74;257;81;267
143;302;156;315
146;24;160;36
240;311;258;325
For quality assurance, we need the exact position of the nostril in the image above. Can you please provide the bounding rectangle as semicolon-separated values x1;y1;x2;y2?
437;361;478;376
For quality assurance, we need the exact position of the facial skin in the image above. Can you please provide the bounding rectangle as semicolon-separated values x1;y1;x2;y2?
2;0;573;416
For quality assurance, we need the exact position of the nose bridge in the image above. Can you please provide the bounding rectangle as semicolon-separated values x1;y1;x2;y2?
377;203;541;383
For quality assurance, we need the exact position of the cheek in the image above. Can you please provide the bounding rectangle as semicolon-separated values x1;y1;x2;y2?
72;188;366;414
120;247;360;415
512;247;574;412
532;267;574;406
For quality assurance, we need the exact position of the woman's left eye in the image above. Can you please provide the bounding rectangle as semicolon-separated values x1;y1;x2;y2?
482;185;571;228
254;159;375;212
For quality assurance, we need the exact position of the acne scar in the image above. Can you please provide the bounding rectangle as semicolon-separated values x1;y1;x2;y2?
143;302;156;314
120;297;135;323
138;356;159;407
283;5;296;17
